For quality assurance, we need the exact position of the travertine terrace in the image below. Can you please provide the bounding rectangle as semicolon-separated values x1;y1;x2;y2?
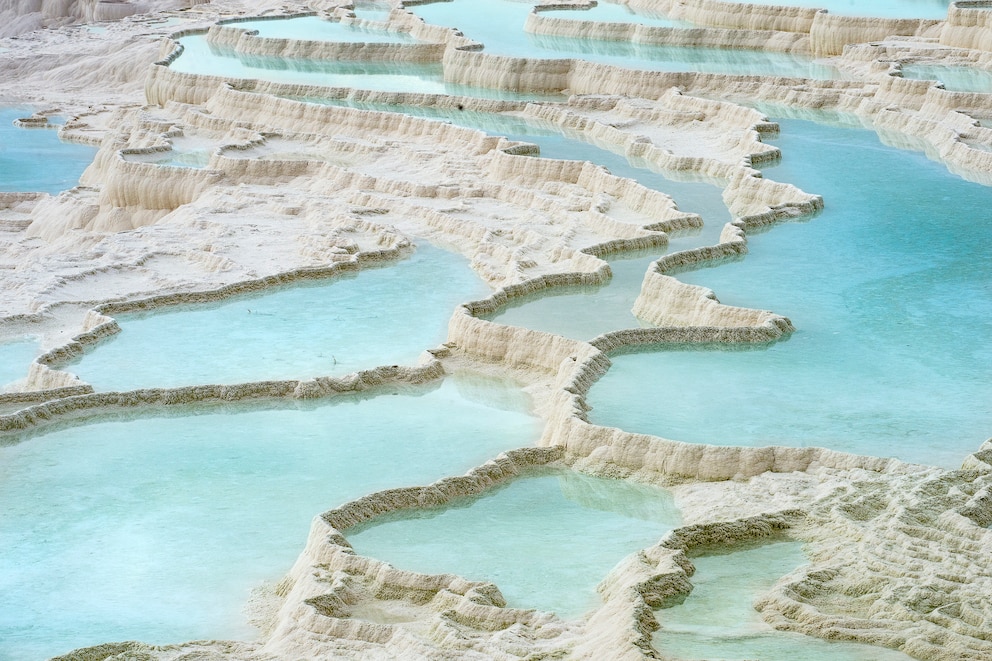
1;0;992;659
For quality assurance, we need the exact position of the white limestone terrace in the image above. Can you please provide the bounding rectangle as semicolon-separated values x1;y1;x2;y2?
0;0;991;659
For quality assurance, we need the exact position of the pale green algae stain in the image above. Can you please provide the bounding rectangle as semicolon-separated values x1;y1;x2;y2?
0;375;540;661
347;470;681;619
654;540;914;660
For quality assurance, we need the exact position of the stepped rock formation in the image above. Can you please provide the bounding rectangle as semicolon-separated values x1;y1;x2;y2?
1;0;992;659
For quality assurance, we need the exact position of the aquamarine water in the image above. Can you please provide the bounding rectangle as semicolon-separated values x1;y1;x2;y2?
65;244;487;390
0;376;539;661
228;16;417;43
718;0;950;18
352;2;392;23
487;251;661;339
589;116;992;469
411;0;840;78
0;338;37;388
901;64;992;93
287;96;729;339
654;541;913;660
347;471;680;618
547;1;692;27
295;97;732;223
122;136;212;168
0;108;97;194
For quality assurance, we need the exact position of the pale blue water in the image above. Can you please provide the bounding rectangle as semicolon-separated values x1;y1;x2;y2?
351;1;392;23
228;16;417;43
654;541;913;660
0;338;37;388
901;64;992;93
299;96;731;225
718;0;950;18
0;108;97;194
486;245;762;340
66;244;488;390
11;3;988;658
589;117;992;469
347;471;680;618
412;0;840;78
548;1;692;27
0;376;539;661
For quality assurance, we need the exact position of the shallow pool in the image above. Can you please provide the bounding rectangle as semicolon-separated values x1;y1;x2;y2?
900;64;992;93
0;376;539;661
0;108;97;195
66;244;487;390
226;15;418;43
412;0;840;78
589;116;992;468
654;540;913;660
0;338;37;389
347;470;680;619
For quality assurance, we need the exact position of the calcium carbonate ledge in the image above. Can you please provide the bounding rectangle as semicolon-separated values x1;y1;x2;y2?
231;444;807;660
525;6;812;54
754;466;992;659
0;357;447;439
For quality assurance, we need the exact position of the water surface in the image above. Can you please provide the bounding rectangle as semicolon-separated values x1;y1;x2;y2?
0;376;538;661
654;540;913;660
227;16;418;43
67;244;488;390
547;1;692;27
348;471;680;618
412;0;840;78
0;108;97;194
589;116;992;468
716;0;950;18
